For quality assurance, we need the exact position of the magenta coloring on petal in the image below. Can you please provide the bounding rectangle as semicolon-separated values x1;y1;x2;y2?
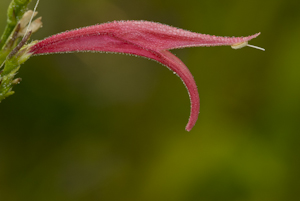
30;20;262;131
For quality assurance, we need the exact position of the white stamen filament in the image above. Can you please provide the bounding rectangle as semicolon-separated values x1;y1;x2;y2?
247;44;265;51
23;0;40;39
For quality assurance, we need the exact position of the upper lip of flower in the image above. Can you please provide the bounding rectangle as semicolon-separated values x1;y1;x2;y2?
29;20;262;131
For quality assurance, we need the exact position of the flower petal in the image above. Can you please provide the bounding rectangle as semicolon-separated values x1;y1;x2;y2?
30;20;260;54
158;50;199;131
29;20;261;131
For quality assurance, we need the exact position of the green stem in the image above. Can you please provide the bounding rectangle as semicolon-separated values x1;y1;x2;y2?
0;0;35;102
0;41;33;102
0;57;21;102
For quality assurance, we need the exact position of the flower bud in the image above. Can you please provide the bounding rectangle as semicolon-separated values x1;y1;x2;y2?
17;10;43;37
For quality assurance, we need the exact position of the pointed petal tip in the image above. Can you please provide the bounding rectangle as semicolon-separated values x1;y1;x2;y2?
254;32;261;38
185;125;192;132
185;115;198;132
243;32;261;41
185;105;200;132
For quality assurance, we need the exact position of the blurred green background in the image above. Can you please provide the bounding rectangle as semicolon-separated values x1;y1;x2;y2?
1;0;299;200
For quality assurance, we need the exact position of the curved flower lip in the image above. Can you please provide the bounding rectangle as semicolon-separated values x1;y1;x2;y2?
29;20;261;131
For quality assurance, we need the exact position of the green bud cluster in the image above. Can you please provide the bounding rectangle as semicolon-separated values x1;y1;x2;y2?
0;0;41;102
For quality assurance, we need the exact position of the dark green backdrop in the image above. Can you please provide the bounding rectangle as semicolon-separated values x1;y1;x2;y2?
1;0;299;200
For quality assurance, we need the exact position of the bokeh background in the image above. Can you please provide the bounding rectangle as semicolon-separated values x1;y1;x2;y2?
1;0;299;200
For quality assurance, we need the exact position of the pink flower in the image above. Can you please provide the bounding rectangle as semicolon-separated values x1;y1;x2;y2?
29;20;262;131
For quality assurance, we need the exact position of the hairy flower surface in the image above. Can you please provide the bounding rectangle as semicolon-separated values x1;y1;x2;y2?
29;20;261;131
